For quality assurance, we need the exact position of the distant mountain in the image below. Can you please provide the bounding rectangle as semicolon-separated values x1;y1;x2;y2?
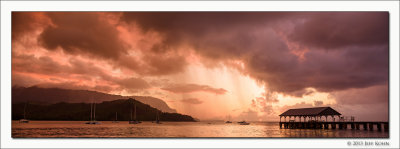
12;86;177;113
12;98;195;121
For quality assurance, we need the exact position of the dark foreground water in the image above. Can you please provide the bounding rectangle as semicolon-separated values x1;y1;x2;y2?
12;121;388;138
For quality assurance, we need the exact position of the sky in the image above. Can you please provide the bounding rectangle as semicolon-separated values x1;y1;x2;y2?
11;12;389;121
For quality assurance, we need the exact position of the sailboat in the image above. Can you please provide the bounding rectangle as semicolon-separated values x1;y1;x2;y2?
19;102;29;123
225;115;232;123
86;102;101;124
129;103;140;124
112;112;119;123
155;111;162;124
237;120;250;125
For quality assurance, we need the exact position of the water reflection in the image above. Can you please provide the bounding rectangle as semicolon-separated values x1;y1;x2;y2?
12;121;388;138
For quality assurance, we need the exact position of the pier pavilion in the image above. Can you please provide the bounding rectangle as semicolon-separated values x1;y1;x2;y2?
279;107;341;122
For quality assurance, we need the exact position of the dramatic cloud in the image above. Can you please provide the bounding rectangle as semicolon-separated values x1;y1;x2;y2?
251;95;278;114
330;84;388;105
12;51;150;94
12;52;112;82
180;98;203;104
161;83;227;95
116;77;151;91
38;12;127;60
313;100;324;107
120;12;298;61
12;73;42;87
279;102;316;113
141;53;187;75
14;12;388;96
249;45;388;96
12;12;50;40
12;53;66;75
289;12;389;49
120;12;389;97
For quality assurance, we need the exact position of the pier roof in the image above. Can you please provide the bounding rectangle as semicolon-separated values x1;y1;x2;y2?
279;107;341;117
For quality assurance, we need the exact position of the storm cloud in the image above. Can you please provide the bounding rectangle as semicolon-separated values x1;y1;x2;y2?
120;12;388;97
38;12;127;60
289;12;389;49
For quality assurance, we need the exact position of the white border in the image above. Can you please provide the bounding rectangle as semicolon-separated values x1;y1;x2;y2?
1;1;399;148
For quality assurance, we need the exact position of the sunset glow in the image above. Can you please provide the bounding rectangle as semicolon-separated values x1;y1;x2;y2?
12;12;389;121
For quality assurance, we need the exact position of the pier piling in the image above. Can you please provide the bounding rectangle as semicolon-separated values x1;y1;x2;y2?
384;123;389;131
324;123;329;129
369;123;374;131
331;123;336;129
377;123;382;131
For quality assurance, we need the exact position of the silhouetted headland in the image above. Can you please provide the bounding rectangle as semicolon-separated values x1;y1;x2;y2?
12;98;196;122
12;86;177;113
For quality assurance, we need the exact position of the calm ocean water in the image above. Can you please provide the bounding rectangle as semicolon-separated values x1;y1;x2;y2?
12;121;388;138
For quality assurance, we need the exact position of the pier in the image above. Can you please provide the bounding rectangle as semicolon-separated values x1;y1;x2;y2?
279;121;388;131
278;107;388;131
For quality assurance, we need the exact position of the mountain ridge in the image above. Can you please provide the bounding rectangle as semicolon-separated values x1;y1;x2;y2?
12;86;177;113
12;98;194;121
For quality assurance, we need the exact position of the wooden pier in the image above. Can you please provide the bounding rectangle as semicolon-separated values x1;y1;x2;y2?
278;107;389;131
279;121;389;131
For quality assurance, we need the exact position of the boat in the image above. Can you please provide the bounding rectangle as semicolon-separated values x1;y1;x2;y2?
129;103;141;124
19;119;29;123
86;121;101;124
155;111;162;124
86;102;101;124
19;102;29;123
112;112;119;123
237;121;250;125
129;120;140;124
225;115;232;123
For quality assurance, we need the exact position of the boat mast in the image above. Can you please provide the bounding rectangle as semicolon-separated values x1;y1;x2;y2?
90;103;93;121
134;104;137;120
23;102;27;119
130;104;133;121
93;103;96;120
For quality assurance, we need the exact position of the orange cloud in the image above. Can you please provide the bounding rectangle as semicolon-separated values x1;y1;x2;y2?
161;83;227;95
180;98;203;104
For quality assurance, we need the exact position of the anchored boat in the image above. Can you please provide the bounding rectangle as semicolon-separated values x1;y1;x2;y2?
129;103;141;124
19;102;29;123
238;121;250;125
86;102;101;124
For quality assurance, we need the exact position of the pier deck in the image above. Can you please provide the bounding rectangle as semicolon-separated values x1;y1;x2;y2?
279;121;389;131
